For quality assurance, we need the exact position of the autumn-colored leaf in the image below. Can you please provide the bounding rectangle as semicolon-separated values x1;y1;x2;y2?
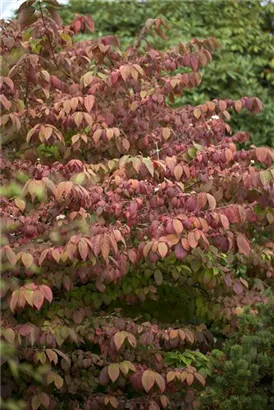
84;95;95;113
3;328;15;344
14;197;26;212
236;233;250;256
22;253;34;269
173;219;183;235
142;369;155;392
113;331;125;351
108;363;120;383
33;290;44;310
155;373;166;392
31;395;41;410
158;243;168;258
39;285;53;303
162;127;171;140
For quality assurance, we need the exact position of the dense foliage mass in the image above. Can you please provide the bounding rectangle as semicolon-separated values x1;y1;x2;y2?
1;1;274;409
61;0;274;147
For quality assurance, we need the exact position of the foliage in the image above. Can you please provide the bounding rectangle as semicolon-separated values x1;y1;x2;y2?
200;301;274;410
1;1;274;409
60;0;274;147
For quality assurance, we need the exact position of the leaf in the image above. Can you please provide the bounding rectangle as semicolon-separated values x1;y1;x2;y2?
9;290;19;312
173;219;183;235
187;232;198;248
101;235;110;261
193;108;201;119
113;331;125;351
3;328;15;344
236;233;250;256
234;100;242;112
142;369;155;392
155;373;166;392
174;165;183;181
158;243;168;258
79;239;88;261
46;349;58;365
31;395;41;410
206;193;216;210
14;197;26;212
162;127;171;140
54;374;64;389
5;247;17;266
186;373;194;386
154;270;163;285
22;253;34;269
194;372;206;386
233;280;244;295
18;6;35;29
108;364;120;382
166;371;175;383
124;332;135;349
84;95;95;113
33;290;44;310
39;285;53;303
143;158;154;176
39;392;50;408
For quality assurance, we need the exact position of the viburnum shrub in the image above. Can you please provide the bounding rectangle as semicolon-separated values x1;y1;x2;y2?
0;1;274;409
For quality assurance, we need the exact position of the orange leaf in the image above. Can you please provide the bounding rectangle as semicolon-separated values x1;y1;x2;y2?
84;95;95;113
162;127;171;140
174;165;183;181
173;219;183;235
108;364;120;383
155;373;166;392
101;235;110;261
142;369;155;393
186;373;194;386
22;253;34;269
39;285;53;303
158;242;168;258
113;331;125;351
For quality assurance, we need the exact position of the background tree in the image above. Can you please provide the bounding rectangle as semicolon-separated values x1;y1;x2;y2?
61;0;274;147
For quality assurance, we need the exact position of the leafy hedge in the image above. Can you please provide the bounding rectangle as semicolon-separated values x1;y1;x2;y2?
1;1;274;409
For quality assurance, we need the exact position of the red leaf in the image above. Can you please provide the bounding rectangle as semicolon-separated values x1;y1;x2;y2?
33;290;44;310
233;280;244;295
236;233;250;256
101;235;110;261
39;285;53;303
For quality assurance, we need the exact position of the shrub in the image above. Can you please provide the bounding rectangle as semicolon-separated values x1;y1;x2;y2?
200;301;274;410
60;0;274;147
1;1;274;409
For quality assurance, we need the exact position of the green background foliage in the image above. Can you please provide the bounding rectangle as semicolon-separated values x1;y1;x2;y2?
201;302;274;410
61;0;274;147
